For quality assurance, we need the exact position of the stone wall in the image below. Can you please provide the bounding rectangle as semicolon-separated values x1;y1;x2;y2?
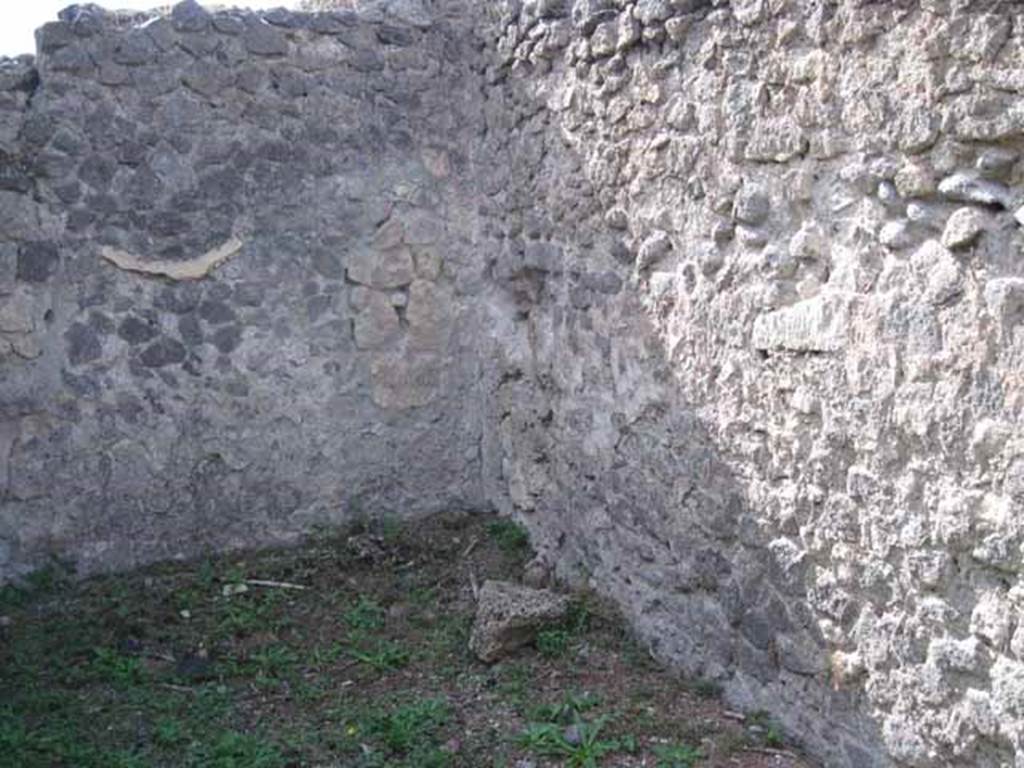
0;0;491;577
5;1;1024;766
482;0;1024;766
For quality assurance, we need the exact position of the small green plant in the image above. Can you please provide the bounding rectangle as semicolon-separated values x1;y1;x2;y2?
528;692;601;723
565;595;595;635
537;628;571;658
368;698;450;752
350;639;409;672
347;697;452;766
653;742;704;768
202;731;285;768
217;591;285;636
344;595;386;632
91;647;145;688
0;562;72;611
310;641;347;666
519;715;624;768
154;717;186;748
379;515;403;543
764;722;785;748
486;518;530;556
747;710;785;748
250;645;300;679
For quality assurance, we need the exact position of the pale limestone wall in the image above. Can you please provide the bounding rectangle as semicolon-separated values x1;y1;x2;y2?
483;1;1024;766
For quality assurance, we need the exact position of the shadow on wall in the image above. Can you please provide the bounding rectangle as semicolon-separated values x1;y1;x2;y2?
476;6;888;768
488;244;887;767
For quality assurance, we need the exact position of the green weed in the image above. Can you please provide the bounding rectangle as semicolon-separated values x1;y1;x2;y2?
537;628;571;658
350;639;409;672
518;715;623;768
345;595;386;632
90;647;145;688
653;742;704;767
528;691;601;723
486;519;530;556
199;731;285;768
349;697;452;766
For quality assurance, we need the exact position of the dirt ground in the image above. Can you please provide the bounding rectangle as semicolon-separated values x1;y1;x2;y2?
0;512;815;768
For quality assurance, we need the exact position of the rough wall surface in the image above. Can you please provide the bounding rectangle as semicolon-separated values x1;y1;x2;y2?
0;0;490;577
4;1;1024;766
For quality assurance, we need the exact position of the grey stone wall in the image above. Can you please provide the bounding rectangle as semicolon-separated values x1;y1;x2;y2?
0;0;490;577
5;1;1024;766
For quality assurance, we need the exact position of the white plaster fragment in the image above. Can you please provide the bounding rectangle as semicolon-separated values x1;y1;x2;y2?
100;237;244;281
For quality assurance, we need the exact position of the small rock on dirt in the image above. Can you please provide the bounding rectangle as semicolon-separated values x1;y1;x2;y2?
469;580;570;663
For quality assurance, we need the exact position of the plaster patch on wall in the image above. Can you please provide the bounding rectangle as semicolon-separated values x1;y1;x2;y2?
100;237;244;281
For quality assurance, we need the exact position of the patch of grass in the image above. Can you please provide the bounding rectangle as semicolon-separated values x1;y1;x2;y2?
653;742;704;767
0;562;72;611
90;647;145;688
154;717;187;748
566;594;595;635
345;595;386;632
249;644;300;680
347;696;453;767
216;590;287;637
198;731;285;768
379;515;404;544
486;518;531;556
493;661;532;710
0;512;805;768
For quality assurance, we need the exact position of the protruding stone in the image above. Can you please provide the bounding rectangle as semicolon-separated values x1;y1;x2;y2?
604;207;628;230
941;207;985;250
894;163;936;198
353;291;400;350
347;245;415;289
733;185;771;225
637;231;672;271
976;148;1018;179
913;240;963;306
752;293;852;353
170;1;211;32
938;172;1012;209
244;22;289;56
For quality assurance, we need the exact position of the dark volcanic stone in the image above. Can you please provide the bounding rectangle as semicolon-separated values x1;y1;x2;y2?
198;300;237;325
139;337;187;367
154;284;201;315
65;322;102;366
16;242;60;283
244;23;288;56
178;314;203;347
112;32;159;66
117;315;160;345
171;0;211;32
211;325;242;354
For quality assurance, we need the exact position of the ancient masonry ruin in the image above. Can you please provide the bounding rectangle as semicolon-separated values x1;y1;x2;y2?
2;0;1024;764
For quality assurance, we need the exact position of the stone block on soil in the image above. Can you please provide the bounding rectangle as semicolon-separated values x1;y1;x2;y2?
469;580;570;663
